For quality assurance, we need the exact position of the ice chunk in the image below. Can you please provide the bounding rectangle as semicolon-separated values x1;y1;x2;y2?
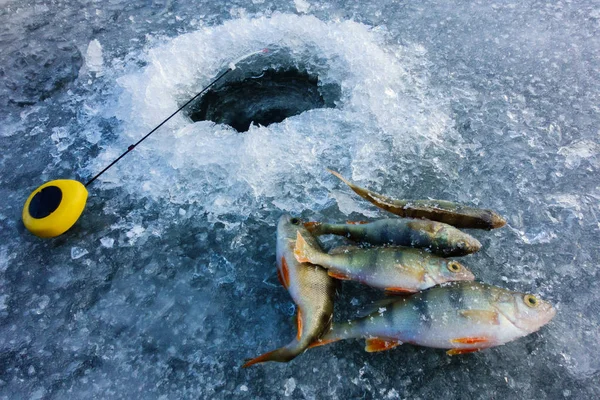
100;237;115;248
558;139;600;169
71;247;89;259
330;190;379;218
85;39;104;73
284;378;297;396
294;0;311;13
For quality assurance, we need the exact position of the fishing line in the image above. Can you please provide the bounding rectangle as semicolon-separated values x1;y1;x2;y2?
85;48;269;187
22;48;269;238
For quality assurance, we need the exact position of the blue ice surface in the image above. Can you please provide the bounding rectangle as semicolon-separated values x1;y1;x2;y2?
1;0;599;399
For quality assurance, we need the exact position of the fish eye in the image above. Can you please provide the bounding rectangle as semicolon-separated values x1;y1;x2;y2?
524;294;539;308
290;217;300;225
447;261;462;273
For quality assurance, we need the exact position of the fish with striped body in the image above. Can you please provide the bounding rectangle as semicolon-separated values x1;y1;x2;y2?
328;169;506;230
243;215;337;367
305;218;481;257
294;232;475;293
310;281;556;355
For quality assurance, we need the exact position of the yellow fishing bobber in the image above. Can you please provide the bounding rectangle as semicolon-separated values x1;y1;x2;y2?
22;179;88;238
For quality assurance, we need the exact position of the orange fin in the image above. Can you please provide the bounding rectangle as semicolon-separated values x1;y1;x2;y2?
293;232;310;263
450;337;490;344
296;309;303;341
459;310;500;325
303;221;321;232
446;348;482;356
365;338;402;352
276;268;285;288
242;350;279;367
280;257;290;288
346;220;369;225
384;287;415;295
327;270;352;280
308;338;340;349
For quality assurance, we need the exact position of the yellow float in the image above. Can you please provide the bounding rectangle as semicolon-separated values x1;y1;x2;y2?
22;180;88;238
21;49;268;238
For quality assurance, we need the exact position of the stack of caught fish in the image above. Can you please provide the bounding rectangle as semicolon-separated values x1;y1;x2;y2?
243;170;556;367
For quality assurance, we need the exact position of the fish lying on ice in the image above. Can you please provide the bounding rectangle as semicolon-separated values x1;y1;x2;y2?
328;169;506;230
294;232;475;293
309;281;556;355
243;215;337;367
305;218;481;257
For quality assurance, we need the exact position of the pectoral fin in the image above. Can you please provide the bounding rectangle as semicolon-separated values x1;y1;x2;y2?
459;310;500;325
365;338;402;352
328;270;351;280
296;309;303;341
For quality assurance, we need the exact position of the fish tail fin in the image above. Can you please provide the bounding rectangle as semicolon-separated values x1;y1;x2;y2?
242;346;300;368
294;231;321;264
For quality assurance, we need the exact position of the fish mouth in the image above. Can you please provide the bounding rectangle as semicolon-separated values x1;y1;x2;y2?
186;50;341;132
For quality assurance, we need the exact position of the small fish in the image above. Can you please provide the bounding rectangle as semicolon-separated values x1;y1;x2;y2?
294;232;475;293
243;215;337;367
305;218;481;257
310;281;556;355
328;169;506;230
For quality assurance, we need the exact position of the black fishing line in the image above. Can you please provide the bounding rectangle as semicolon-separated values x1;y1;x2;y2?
84;68;233;187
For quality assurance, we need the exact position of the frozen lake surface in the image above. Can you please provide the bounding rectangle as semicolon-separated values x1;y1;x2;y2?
1;0;599;398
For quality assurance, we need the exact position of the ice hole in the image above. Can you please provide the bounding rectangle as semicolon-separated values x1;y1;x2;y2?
187;67;340;132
